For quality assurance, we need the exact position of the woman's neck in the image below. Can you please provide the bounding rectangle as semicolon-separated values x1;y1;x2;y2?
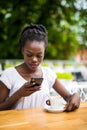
15;63;42;80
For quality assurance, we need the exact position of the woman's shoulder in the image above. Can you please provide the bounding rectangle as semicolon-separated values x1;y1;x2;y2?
41;66;56;75
1;67;15;75
41;66;57;86
41;66;52;72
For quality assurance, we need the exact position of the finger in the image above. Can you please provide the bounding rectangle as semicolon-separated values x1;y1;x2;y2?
65;103;74;112
33;86;41;90
25;87;41;93
65;102;79;112
72;103;79;110
25;82;30;88
25;89;39;96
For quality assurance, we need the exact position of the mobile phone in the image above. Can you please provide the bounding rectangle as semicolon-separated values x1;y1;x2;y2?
30;78;43;87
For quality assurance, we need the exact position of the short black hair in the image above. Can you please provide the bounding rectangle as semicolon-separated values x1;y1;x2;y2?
19;23;48;50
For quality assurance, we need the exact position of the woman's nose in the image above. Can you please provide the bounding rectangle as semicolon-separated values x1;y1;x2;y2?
32;56;38;62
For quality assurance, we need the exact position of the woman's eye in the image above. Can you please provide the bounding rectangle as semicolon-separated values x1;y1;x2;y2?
26;54;32;57
26;53;43;58
37;55;42;58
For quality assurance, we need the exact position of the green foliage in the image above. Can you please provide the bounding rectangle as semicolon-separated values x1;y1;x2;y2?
41;62;49;67
56;72;74;80
0;0;87;59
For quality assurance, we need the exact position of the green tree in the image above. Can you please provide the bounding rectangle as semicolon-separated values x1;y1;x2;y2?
0;0;87;59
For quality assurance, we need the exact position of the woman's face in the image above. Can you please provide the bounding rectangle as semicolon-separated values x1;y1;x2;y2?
22;40;45;71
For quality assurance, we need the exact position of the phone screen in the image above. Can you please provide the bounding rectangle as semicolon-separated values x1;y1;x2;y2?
30;78;43;87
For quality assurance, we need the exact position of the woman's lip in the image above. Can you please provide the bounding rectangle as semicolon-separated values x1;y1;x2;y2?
31;64;38;68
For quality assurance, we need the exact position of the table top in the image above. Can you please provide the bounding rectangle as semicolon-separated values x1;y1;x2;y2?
0;102;87;130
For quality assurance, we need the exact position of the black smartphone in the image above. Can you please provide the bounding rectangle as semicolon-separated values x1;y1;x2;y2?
30;78;43;87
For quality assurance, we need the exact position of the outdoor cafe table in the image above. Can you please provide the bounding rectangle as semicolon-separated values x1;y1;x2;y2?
0;102;87;130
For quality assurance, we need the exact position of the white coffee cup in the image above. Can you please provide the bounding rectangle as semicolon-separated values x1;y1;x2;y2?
49;89;66;109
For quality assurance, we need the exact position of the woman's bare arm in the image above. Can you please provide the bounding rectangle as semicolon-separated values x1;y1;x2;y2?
0;81;41;111
53;79;71;101
0;81;23;110
53;79;80;111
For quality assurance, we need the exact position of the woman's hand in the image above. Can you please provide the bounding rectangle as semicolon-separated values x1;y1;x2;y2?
17;82;41;97
46;93;80;112
64;93;80;112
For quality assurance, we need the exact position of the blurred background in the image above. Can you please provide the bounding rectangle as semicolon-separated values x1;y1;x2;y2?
0;0;87;79
0;0;87;60
0;0;87;101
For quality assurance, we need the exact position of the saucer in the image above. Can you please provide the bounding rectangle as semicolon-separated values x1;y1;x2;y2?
44;105;65;113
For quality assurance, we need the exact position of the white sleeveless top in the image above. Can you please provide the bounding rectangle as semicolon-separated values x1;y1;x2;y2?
0;66;56;109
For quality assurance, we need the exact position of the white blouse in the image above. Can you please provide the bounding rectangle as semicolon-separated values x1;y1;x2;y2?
0;66;56;109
